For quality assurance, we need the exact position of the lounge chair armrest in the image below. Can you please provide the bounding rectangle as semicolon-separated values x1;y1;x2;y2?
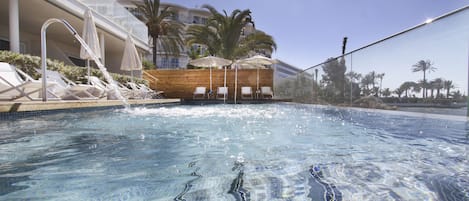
15;68;36;81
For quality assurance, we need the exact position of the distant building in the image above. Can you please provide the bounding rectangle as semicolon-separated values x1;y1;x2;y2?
273;59;305;80
119;0;213;69
119;1;263;69
0;0;150;76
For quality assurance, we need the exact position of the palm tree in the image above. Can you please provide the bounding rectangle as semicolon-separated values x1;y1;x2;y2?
376;73;385;97
428;80;436;99
360;74;374;96
382;88;391;97
432;78;444;98
400;81;418;97
443;80;455;98
394;87;404;98
135;0;185;67
411;82;422;96
412;60;436;98
186;5;276;60
346;71;361;85
362;71;377;96
400;82;411;97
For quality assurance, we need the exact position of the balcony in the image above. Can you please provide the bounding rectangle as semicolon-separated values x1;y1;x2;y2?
78;0;148;43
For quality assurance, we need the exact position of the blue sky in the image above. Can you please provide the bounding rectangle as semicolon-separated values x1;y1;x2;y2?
167;0;469;70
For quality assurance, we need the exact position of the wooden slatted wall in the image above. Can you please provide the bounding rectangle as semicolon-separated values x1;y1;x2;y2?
144;69;273;99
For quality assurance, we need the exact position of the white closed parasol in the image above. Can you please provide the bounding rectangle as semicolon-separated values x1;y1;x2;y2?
80;8;101;84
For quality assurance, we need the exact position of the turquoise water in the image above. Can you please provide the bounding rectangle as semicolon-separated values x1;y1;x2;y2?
0;103;468;200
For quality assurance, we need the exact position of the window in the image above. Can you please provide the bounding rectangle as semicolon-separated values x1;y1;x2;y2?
193;16;200;24
201;17;207;25
161;58;169;68
0;39;9;51
170;58;179;68
69;56;86;67
172;12;179;21
127;7;143;19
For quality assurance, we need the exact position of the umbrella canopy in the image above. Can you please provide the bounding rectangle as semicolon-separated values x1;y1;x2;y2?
189;56;232;67
80;8;101;84
189;56;232;93
120;34;142;81
235;55;276;101
239;55;276;66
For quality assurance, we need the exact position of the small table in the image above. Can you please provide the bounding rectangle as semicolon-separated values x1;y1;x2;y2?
207;90;215;99
255;90;261;99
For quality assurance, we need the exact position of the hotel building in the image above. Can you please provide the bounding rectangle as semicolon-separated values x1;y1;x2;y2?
0;0;150;77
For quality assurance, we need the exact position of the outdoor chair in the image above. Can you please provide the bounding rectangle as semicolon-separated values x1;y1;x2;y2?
260;86;273;99
126;82;146;99
88;76;130;100
0;62;59;101
241;86;253;99
37;69;100;100
193;86;206;99
216;87;228;100
138;83;164;99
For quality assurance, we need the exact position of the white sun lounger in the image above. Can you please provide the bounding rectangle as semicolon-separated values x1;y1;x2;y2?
38;69;101;100
0;62;59;101
193;87;206;99
88;76;131;100
241;86;253;99
216;87;228;100
261;86;273;99
137;83;164;99
127;82;146;99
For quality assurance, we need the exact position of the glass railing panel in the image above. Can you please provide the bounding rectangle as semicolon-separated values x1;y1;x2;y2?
79;0;148;42
349;7;469;115
283;7;469;116
274;63;325;103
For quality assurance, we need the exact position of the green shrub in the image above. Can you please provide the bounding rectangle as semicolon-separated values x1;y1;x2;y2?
0;51;147;85
142;60;156;70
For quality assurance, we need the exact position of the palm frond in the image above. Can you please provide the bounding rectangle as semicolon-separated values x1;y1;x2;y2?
185;6;276;60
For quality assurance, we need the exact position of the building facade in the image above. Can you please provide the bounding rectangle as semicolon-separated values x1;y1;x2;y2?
119;0;212;69
272;59;306;84
1;0;150;76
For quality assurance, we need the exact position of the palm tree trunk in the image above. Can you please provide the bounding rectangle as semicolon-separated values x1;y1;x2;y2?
379;79;383;97
152;36;158;67
422;71;426;98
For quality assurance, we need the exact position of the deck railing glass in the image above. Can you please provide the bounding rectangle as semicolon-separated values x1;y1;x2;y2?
274;6;469;116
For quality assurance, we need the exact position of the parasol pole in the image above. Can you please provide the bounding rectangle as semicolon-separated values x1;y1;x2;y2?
224;66;227;103
234;64;238;104
210;67;212;92
87;59;91;84
257;67;260;91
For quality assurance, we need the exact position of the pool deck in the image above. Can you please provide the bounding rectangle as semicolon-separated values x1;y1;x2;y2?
0;99;181;113
182;98;291;105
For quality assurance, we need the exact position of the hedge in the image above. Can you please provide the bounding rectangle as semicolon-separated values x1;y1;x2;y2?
0;51;147;85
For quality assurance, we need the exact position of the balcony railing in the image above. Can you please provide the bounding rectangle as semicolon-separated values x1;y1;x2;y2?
79;0;148;43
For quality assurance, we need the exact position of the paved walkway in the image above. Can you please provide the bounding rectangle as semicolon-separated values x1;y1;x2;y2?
0;99;180;113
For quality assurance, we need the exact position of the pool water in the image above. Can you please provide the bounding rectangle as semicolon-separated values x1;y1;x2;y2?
0;103;468;200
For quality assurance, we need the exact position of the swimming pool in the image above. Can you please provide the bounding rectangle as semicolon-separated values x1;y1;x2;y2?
0;103;468;200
